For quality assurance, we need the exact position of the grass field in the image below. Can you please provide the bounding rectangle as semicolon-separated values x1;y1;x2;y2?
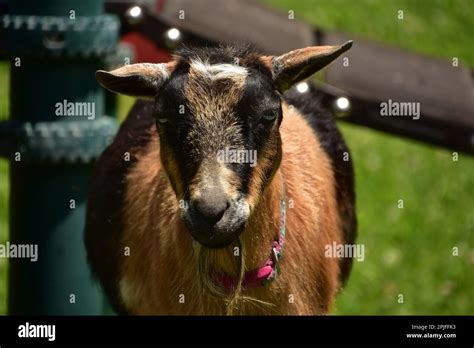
0;0;473;314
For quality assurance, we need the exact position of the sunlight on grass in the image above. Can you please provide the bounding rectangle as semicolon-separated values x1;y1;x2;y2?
334;124;474;314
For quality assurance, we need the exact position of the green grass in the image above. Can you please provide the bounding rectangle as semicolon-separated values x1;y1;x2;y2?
334;125;474;314
0;0;473;315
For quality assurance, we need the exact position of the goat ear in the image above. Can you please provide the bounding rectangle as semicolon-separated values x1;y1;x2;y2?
95;62;176;98
261;41;353;92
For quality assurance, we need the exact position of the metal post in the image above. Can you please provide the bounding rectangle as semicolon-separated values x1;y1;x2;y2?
0;0;119;314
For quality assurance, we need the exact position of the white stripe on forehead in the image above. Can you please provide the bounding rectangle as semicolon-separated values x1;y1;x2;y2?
190;59;248;81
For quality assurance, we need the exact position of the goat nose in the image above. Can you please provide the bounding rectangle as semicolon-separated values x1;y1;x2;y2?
194;196;229;223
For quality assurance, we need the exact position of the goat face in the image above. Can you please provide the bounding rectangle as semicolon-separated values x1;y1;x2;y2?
95;42;352;248
156;56;283;248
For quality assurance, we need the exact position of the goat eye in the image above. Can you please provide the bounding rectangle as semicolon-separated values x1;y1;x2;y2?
261;110;277;123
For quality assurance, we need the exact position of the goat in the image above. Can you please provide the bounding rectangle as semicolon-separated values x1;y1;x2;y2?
85;42;357;315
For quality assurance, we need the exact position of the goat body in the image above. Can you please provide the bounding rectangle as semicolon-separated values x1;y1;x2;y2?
85;43;356;315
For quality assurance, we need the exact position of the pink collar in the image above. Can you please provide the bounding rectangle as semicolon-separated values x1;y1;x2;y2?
213;197;287;293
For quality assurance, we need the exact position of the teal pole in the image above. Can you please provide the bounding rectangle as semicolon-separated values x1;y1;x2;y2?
0;0;119;314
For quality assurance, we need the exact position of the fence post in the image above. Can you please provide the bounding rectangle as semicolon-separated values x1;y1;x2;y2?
0;0;119;314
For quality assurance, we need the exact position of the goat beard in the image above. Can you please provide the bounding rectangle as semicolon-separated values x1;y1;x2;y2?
196;237;246;315
196;237;275;315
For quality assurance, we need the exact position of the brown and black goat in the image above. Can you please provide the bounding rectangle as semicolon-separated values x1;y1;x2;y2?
85;42;357;315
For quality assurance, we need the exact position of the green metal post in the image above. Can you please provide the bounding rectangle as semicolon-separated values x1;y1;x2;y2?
0;0;119;314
